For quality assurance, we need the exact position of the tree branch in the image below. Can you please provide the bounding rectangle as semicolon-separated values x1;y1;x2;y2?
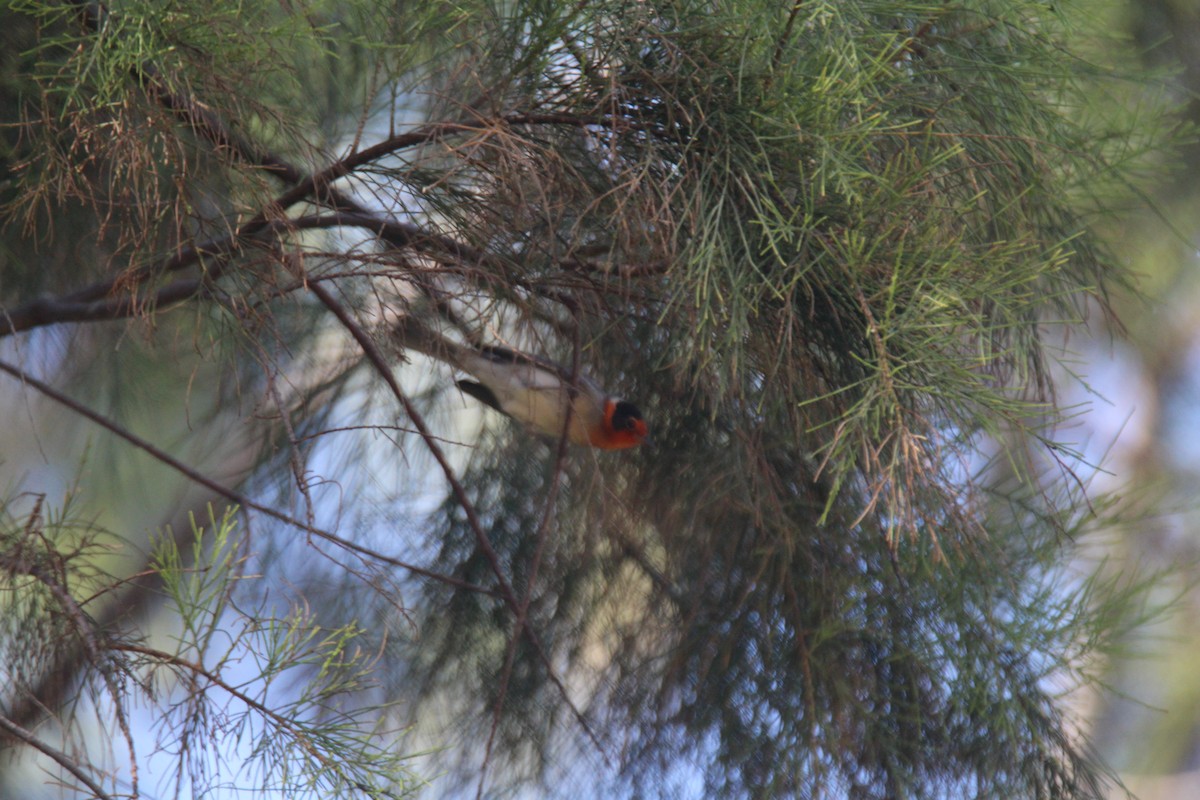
0;511;138;795
0;713;117;800
299;279;608;759
0;357;496;597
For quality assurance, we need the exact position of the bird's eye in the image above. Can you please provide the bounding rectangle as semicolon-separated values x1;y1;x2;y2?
607;400;646;440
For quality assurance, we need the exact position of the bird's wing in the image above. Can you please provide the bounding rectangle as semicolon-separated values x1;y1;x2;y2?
457;347;607;442
474;345;606;396
455;379;505;413
395;318;610;441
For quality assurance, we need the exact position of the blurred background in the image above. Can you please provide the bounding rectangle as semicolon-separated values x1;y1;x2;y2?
1074;3;1200;797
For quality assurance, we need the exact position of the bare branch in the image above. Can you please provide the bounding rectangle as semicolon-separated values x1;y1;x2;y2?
299;279;609;760
0;517;138;796
0;357;496;597
0;714;117;800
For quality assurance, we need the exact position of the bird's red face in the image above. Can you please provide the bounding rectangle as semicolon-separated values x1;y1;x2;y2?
594;399;650;450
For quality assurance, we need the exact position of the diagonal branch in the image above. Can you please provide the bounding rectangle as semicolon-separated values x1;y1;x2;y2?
0;714;117;800
478;323;584;798
22;4;617;766
0;358;495;598
107;644;326;763
300;279;608;759
1;493;233;751
0;508;138;795
3;4;634;345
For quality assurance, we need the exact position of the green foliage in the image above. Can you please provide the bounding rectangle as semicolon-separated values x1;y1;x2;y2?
0;0;1176;798
0;492;419;799
0;487;129;737
395;1;1165;797
146;506;419;799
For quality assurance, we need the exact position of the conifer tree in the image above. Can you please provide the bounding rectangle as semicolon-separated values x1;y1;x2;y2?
0;1;1168;797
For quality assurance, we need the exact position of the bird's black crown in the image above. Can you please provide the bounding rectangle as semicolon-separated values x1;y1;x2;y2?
611;400;644;431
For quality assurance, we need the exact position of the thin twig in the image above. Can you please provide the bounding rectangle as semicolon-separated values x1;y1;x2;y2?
478;321;585;798
107;644;326;762
768;1;806;89
0;357;496;597
2;526;139;797
0;714;117;800
302;281;608;759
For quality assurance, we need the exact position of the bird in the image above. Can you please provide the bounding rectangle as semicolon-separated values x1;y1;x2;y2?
394;318;650;450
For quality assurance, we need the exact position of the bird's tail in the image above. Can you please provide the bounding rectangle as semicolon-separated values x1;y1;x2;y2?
393;315;470;371
394;315;506;413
